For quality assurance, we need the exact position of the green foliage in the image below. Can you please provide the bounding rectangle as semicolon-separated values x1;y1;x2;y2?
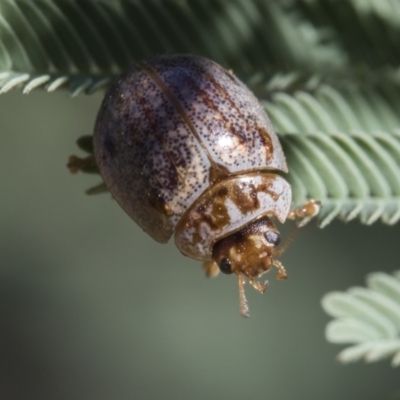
263;79;400;225
1;0;399;91
322;271;400;367
1;0;400;227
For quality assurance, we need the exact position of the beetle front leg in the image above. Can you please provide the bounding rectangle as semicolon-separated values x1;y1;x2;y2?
288;199;321;227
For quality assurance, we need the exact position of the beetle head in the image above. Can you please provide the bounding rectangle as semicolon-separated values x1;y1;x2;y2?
206;216;287;317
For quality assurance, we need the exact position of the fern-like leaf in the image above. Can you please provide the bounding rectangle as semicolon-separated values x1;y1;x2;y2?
256;75;400;226
290;0;400;70
322;271;400;366
1;0;399;94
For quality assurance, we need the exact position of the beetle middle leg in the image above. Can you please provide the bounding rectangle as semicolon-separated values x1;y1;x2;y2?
67;154;98;174
68;135;109;195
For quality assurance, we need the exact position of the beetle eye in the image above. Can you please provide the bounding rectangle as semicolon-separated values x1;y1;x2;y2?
219;258;233;274
265;230;280;246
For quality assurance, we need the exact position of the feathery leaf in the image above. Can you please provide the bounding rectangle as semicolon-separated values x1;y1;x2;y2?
258;77;400;226
1;0;397;94
322;271;400;366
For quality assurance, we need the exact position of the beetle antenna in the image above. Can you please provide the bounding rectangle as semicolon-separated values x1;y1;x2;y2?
238;274;250;318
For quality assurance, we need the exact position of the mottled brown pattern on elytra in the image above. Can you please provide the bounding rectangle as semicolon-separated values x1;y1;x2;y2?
138;61;217;168
195;72;275;170
257;126;274;159
162;142;186;186
134;81;180;194
166;62;254;158
200;72;248;146
137;62;192;176
204;68;275;160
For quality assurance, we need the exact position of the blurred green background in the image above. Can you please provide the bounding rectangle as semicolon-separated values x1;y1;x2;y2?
1;90;400;400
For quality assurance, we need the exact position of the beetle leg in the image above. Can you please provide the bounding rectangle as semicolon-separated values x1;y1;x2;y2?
68;154;107;196
202;260;220;278
86;182;109;195
272;259;288;280
76;135;94;154
67;154;99;174
288;199;321;227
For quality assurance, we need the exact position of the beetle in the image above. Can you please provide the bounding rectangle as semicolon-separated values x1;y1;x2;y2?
69;54;320;317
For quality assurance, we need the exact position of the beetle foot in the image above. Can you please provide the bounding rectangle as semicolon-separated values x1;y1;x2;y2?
288;199;321;227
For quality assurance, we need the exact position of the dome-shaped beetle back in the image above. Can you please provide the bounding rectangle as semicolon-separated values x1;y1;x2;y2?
93;54;288;243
